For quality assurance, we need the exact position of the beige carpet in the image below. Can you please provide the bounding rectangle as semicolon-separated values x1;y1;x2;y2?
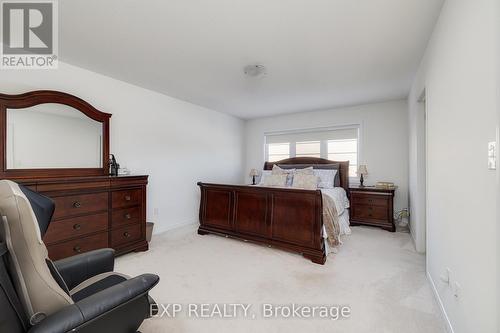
116;224;446;333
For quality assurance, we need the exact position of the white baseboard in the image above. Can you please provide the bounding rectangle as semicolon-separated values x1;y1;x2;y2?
152;220;198;235
427;271;454;333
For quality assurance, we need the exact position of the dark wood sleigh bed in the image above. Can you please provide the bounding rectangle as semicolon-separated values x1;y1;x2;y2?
197;157;349;264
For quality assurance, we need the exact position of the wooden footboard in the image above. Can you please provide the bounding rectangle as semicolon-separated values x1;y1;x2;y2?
197;182;326;264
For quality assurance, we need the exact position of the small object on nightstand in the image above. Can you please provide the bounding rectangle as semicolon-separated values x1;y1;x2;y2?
375;181;395;189
349;185;397;232
357;165;368;187
249;168;259;185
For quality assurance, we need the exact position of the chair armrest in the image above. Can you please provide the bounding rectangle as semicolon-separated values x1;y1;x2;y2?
54;248;115;290
28;274;159;333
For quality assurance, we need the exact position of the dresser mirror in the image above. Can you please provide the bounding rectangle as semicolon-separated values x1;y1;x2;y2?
0;91;111;178
6;104;103;169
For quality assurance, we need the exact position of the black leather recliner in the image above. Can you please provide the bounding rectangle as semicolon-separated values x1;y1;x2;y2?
0;180;159;333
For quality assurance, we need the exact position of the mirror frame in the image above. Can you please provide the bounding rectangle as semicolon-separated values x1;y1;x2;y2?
0;90;111;179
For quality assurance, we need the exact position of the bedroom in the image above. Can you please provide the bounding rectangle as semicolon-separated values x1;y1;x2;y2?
0;1;498;333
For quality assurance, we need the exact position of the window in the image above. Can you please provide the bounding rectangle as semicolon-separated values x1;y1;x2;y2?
267;142;290;162
296;141;321;158
265;126;359;178
328;139;358;177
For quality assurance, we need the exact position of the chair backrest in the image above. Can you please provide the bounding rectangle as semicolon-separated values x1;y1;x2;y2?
0;180;73;325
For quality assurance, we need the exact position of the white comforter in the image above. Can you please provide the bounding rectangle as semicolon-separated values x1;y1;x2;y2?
320;187;350;216
321;187;351;237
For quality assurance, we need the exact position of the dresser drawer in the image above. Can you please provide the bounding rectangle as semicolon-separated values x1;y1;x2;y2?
112;189;141;209
112;206;141;227
352;205;389;221
111;224;142;247
351;193;388;207
53;192;109;220
44;212;108;244
47;232;108;261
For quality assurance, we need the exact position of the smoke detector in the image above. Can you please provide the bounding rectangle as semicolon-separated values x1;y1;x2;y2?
244;64;267;77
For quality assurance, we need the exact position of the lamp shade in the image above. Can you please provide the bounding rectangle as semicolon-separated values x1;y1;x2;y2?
358;165;368;175
249;168;259;177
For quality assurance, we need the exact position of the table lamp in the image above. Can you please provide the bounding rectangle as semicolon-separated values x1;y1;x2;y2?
249;169;259;185
358;165;368;187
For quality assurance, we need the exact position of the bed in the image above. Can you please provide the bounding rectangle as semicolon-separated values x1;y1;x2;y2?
197;157;350;264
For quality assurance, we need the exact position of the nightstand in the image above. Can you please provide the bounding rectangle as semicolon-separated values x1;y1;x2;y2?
349;186;396;232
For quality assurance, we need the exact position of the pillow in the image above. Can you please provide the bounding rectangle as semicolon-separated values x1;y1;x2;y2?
272;164;294;175
294;166;313;175
271;165;295;186
258;170;272;185
278;163;341;187
262;174;287;187
292;174;319;190
314;169;337;189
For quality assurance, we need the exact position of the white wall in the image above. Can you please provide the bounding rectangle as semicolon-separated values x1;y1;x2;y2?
244;100;409;213
408;0;499;332
0;62;245;234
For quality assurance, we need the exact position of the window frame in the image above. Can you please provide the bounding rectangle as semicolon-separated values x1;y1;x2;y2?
264;124;362;181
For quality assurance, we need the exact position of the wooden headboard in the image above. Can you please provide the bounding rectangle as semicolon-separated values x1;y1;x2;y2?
263;157;350;192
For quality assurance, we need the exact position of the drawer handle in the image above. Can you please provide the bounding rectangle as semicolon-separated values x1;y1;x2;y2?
123;232;131;238
125;195;131;201
73;201;82;208
368;207;373;210
73;245;82;253
368;199;373;203
124;213;131;220
73;224;81;231
368;213;373;217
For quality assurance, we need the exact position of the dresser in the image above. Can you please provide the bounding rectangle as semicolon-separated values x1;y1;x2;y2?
0;90;150;260
349;186;396;232
19;175;149;260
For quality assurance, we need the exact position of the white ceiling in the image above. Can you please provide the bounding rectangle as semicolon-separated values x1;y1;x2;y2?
59;0;443;119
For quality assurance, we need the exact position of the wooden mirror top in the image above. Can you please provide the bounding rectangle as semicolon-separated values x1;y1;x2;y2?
0;90;111;179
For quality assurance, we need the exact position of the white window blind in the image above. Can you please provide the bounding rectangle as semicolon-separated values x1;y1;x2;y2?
328;139;358;177
296;141;321;158
267;142;290;162
265;127;359;177
265;128;357;144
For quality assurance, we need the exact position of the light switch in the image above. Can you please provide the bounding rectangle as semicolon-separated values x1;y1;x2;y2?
488;141;496;170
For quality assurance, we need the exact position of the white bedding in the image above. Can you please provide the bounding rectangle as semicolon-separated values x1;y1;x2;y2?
320;187;351;253
320;188;350;217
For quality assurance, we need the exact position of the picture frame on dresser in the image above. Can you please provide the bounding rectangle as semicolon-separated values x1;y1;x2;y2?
0;90;149;260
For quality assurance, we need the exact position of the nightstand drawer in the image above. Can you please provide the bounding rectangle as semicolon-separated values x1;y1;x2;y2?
352;205;388;221
351;193;388;207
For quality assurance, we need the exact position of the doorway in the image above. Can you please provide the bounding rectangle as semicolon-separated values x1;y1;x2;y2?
416;90;427;253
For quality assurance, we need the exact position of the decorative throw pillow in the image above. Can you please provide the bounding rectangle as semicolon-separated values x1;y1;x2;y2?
294;166;314;175
314;169;337;188
262;174;287;187
258;170;272;185
292;174;319;190
271;165;295;186
272;165;293;175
